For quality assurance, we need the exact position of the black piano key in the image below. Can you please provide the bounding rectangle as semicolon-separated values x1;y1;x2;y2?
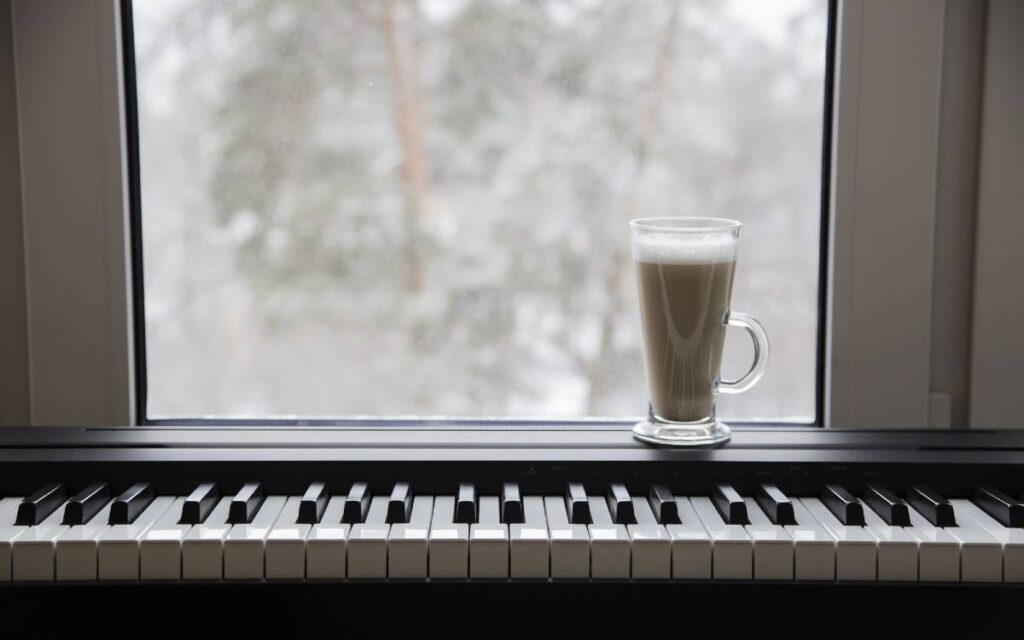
455;483;477;524
387;482;413;524
864;484;910;527
63;482;110;525
648;485;679;525
181;482;219;525
757;484;796;526
17;483;67;526
973;486;1024;528
342;482;370;524
109;482;155;525
228;482;266;525
565;483;591;525
297;482;329;525
500;482;523;524
821;484;865;526
713;484;748;525
606;483;635;525
907;485;956;527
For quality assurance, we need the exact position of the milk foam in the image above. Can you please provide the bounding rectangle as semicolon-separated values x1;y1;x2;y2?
632;234;737;264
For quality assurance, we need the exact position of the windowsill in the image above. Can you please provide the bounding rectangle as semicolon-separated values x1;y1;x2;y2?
2;426;1019;469
0;424;1009;451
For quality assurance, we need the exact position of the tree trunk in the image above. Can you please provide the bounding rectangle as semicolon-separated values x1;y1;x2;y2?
381;0;430;292
585;1;682;415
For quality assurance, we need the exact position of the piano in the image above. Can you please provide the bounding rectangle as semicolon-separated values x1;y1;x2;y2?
1;425;1022;635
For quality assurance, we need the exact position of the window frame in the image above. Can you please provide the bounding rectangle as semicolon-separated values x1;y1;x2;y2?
969;0;1024;429
825;0;987;429
4;0;135;426
3;0;980;430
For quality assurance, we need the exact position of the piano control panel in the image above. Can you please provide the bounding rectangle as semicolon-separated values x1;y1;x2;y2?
0;426;1022;584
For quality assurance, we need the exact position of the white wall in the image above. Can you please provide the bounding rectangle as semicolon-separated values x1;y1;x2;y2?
0;0;30;425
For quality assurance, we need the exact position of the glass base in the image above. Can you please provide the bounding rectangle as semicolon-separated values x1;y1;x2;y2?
632;419;731;447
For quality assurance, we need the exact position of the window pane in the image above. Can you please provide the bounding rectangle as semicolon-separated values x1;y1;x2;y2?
134;0;829;421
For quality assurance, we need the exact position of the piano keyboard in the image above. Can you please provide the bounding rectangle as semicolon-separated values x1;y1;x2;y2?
2;480;1023;583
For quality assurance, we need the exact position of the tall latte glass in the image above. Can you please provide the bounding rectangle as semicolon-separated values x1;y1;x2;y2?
630;217;768;446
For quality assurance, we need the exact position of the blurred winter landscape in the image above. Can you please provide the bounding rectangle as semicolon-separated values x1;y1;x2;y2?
134;0;828;421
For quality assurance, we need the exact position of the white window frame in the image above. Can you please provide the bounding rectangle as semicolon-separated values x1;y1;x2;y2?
4;0;134;426
826;0;987;429
969;0;1024;429
0;0;999;429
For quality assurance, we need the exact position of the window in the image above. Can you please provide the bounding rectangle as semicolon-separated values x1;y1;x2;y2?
130;0;832;422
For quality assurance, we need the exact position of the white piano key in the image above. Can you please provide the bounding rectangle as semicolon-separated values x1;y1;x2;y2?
348;496;389;579
305;493;350;577
952;499;1024;582
265;496;312;580
0;496;26;582
98;496;175;581
629;497;671;579
586;496;630;580
429;496;469;579
388;496;433;579
140;497;190;580
12;499;71;581
55;502;113;581
470;496;509;579
904;505;960;582
509;496;548;579
182;497;232;580
800;498;877;581
862;503;918;581
306;497;349;580
785;499;836;581
0;498;20;519
743;498;793;580
940;502;1002;582
691;496;752;580
544;495;589;579
667;498;712;580
223;495;287;580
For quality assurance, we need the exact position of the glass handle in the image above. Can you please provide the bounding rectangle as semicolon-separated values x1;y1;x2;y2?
719;311;769;394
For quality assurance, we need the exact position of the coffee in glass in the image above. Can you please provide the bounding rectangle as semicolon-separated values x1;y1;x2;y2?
630;217;768;446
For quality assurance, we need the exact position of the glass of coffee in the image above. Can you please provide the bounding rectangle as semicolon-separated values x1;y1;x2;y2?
630;217;768;446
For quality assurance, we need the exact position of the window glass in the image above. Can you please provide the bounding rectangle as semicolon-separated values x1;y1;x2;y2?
133;0;829;421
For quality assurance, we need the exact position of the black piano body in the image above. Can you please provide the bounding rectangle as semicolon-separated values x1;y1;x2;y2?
0;425;1022;637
